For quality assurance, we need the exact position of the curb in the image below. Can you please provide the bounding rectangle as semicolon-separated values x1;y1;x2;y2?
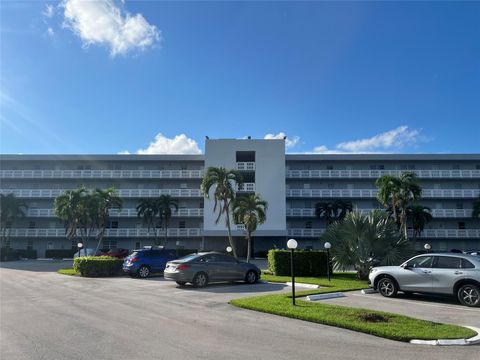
286;282;320;289
306;292;345;301
410;326;480;346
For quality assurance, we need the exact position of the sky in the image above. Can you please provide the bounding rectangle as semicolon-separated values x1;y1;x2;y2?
1;0;479;155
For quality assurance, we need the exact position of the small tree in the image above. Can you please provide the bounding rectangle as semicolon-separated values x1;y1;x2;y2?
0;194;27;248
158;195;178;247
93;188;123;252
406;204;432;241
136;198;161;245
315;200;352;227
232;194;268;263
473;196;480;219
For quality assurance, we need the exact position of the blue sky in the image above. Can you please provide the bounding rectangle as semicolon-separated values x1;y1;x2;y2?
1;0;479;155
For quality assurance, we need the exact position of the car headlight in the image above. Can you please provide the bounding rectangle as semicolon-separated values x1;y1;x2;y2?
369;268;378;274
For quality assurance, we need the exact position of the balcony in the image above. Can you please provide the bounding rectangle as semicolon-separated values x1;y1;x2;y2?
27;208;204;218
236;162;255;171
286;208;474;218
286;189;480;198
287;228;480;238
236;183;256;192
286;169;480;179
0;188;203;198
7;228;202;237
0;169;204;179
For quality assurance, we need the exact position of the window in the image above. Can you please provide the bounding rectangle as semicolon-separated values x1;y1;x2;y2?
458;222;466;230
5;221;12;229
4;239;11;248
180;183;187;189
135;242;141;249
326;165;333;170
456;203;464;210
407;164;416;170
110;221;119;229
378;165;384;170
102;239;117;249
327;183;334;189
476;165;480;170
303;184;310;189
26;240;33;250
405;256;433;268
181;165;187;170
71;240;77;250
305;221;312;229
28;221;36;229
461;259;475;269
199;202;204;209
217;254;237;263
199;254;219;263
179;221;186;229
454;183;462;189
433;256;461;269
370;165;377;170
452;164;460;170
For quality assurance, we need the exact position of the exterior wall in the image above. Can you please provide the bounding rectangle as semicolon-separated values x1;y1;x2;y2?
1;148;479;257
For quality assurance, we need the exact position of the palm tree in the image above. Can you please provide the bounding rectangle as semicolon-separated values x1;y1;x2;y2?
93;188;123;252
157;194;178;247
376;172;422;238
201;167;243;258
136;198;161;245
0;193;27;248
54;188;86;249
315;200;352;226
473;196;480;219
232;194;268;263
322;210;413;280
406;204;433;241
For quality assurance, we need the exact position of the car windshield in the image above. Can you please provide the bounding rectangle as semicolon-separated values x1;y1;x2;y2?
129;252;141;258
177;254;199;262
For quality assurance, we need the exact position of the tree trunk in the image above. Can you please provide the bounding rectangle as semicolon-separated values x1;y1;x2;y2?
246;233;251;263
356;265;370;280
224;203;238;258
164;222;168;248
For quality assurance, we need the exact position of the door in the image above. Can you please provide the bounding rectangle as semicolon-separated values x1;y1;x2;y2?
431;256;464;294
397;256;434;292
216;254;243;281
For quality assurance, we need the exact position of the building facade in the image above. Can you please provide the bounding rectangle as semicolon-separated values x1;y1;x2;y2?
1;139;479;257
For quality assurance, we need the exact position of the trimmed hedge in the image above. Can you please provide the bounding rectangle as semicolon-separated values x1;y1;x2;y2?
73;256;123;277
17;249;37;259
45;249;77;259
0;248;20;262
268;250;330;277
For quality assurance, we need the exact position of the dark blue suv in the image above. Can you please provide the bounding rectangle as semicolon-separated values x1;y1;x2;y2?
123;248;178;278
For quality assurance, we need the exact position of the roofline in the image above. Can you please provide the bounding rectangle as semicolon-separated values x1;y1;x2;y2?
0;154;205;161
285;154;480;161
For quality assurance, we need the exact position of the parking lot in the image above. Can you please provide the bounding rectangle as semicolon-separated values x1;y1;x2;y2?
1;260;479;360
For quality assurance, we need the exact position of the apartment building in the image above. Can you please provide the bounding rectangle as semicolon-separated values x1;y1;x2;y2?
1;139;479;257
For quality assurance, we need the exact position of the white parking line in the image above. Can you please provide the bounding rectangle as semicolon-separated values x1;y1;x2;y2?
351;293;480;312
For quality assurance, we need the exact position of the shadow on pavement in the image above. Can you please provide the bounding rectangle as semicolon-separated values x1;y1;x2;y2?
0;260;73;272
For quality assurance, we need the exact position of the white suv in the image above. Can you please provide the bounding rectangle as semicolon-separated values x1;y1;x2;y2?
369;253;480;307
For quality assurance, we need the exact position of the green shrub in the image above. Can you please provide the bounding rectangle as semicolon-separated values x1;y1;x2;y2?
73;256;123;277
268;250;330;277
0;248;20;262
45;249;77;259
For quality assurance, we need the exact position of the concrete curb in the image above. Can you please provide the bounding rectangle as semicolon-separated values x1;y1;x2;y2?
286;282;320;289
410;326;480;346
306;292;345;301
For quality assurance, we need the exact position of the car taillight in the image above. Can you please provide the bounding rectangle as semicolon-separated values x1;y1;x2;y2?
176;264;190;270
130;257;138;263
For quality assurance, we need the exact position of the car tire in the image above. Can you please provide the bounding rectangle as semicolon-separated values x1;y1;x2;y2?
377;277;398;298
245;270;258;284
176;281;187;286
457;284;480;307
192;272;208;288
138;265;150;278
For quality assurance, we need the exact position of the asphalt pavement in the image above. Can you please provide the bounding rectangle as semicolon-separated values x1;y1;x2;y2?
1;260;478;360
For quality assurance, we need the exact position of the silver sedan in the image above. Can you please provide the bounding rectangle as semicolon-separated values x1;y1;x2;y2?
369;253;480;307
164;252;261;288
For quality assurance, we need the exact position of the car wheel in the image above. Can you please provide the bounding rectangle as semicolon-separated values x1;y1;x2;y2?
138;266;150;278
192;272;208;288
377;277;398;298
457;284;480;307
176;281;187;286
245;270;258;284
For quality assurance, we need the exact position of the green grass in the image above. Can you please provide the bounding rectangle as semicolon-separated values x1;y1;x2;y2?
57;268;78;276
230;294;476;342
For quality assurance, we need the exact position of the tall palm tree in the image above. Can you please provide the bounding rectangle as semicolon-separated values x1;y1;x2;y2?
54;187;86;247
322;210;412;280
201;167;243;258
93;188;123;252
0;193;27;248
136;198;161;245
375;175;401;227
232;194;268;263
158;194;178;247
315;200;352;226
406;204;432;241
473;196;480;219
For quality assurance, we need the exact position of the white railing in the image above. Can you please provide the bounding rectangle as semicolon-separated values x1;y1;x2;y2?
286;189;480;198
0;169;204;179
287;228;480;238
236;183;256;192
286;169;480;179
27;208;204;218
0;188;203;198
236;162;255;171
7;228;202;237
286;208;474;218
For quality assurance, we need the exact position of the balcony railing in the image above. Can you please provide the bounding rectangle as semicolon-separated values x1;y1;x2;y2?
287;228;480;238
0;189;203;198
236;183;256;192
286;208;474;218
27;208;204;218
0;169;204;179
286;189;480;198
286;169;480;179
7;228;202;237
236;162;255;171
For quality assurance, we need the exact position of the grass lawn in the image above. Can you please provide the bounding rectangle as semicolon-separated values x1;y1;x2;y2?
230;294;476;341
57;268;78;276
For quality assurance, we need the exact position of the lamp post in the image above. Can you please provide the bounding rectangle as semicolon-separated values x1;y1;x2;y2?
77;242;83;257
424;243;431;253
287;238;298;306
324;242;331;282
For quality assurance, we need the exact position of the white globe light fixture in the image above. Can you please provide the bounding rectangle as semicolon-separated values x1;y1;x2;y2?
424;243;431;252
324;242;331;250
77;242;83;248
226;246;233;253
324;242;332;281
287;239;298;250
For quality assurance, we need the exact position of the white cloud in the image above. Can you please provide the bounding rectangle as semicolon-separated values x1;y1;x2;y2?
264;132;300;150
136;133;202;155
61;0;160;56
47;27;55;37
117;150;130;155
43;4;55;18
312;126;423;154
